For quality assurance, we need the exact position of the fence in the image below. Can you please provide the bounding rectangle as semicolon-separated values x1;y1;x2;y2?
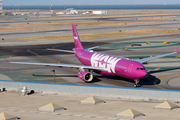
0;80;180;101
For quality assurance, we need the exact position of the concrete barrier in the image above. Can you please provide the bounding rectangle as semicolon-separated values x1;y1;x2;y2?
0;80;180;102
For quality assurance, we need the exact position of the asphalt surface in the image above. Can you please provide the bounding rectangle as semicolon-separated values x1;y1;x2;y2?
0;34;180;90
1;21;180;39
1;13;180;39
1;14;179;23
1;12;180;120
0;13;180;90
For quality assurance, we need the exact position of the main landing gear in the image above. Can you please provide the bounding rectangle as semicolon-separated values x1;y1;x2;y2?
134;79;140;87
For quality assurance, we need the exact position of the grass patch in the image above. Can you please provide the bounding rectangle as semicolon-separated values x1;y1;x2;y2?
30;13;175;20
0;20;15;22
0;27;57;32
100;41;180;49
10;21;169;27
20;29;180;41
146;67;180;70
0;56;10;59
126;56;179;59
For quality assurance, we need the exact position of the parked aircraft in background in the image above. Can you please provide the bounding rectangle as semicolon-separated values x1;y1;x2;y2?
5;24;178;87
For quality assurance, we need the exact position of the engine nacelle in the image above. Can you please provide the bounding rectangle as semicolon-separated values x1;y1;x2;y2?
78;71;93;83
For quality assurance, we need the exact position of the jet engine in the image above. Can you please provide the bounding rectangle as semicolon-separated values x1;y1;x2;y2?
78;71;93;83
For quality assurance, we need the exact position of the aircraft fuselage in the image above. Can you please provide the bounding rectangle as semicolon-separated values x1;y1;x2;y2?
74;48;147;80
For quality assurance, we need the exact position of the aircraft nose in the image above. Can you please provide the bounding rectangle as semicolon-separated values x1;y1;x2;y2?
140;71;147;79
136;70;147;79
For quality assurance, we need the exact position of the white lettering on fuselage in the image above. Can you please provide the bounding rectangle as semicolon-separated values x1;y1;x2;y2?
91;53;121;73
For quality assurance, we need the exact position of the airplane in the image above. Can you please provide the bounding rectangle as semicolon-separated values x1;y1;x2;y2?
4;24;178;87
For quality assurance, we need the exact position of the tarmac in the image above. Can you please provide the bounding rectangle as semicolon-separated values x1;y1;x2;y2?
0;11;180;120
0;92;180;120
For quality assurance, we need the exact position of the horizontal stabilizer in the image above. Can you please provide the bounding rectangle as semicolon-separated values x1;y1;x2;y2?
47;49;74;53
85;46;99;51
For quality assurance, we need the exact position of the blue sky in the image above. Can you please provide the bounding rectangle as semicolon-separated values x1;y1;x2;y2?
3;0;180;5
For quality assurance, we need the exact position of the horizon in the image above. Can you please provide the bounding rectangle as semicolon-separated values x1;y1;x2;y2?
3;4;180;10
3;0;180;6
3;4;180;6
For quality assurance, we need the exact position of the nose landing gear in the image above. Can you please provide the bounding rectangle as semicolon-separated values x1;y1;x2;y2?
134;79;140;87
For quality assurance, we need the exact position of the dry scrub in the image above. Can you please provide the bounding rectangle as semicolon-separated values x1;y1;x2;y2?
0;27;57;32
20;29;180;41
141;17;172;20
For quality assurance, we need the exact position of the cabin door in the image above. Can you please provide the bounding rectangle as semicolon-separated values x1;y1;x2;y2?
128;64;133;73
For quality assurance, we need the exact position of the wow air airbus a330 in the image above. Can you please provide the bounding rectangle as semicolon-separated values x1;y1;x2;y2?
5;24;178;87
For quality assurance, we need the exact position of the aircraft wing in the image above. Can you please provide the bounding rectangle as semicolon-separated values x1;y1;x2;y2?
47;48;74;53
136;48;178;64
4;59;108;72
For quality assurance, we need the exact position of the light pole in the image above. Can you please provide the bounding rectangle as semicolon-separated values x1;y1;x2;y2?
50;5;52;11
51;70;55;83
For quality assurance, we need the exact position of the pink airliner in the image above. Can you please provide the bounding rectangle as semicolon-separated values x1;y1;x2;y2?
5;24;178;87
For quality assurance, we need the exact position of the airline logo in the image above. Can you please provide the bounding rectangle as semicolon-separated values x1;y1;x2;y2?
74;37;78;40
91;53;121;73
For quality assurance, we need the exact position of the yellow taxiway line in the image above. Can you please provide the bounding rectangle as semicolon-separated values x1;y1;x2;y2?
154;73;180;90
154;68;160;70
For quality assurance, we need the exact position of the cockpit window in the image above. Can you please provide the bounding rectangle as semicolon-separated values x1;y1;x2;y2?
136;68;146;70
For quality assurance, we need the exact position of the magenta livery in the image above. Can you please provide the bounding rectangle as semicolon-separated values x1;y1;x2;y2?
5;24;178;87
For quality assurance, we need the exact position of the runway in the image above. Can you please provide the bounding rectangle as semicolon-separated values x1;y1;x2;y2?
1;20;180;39
0;14;179;24
0;13;180;40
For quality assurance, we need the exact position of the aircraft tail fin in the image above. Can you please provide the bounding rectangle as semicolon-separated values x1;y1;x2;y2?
72;24;84;50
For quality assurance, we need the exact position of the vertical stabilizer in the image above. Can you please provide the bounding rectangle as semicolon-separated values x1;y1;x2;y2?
72;24;84;50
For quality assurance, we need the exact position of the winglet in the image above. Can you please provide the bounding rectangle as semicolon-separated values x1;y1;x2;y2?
175;48;178;53
4;58;9;62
